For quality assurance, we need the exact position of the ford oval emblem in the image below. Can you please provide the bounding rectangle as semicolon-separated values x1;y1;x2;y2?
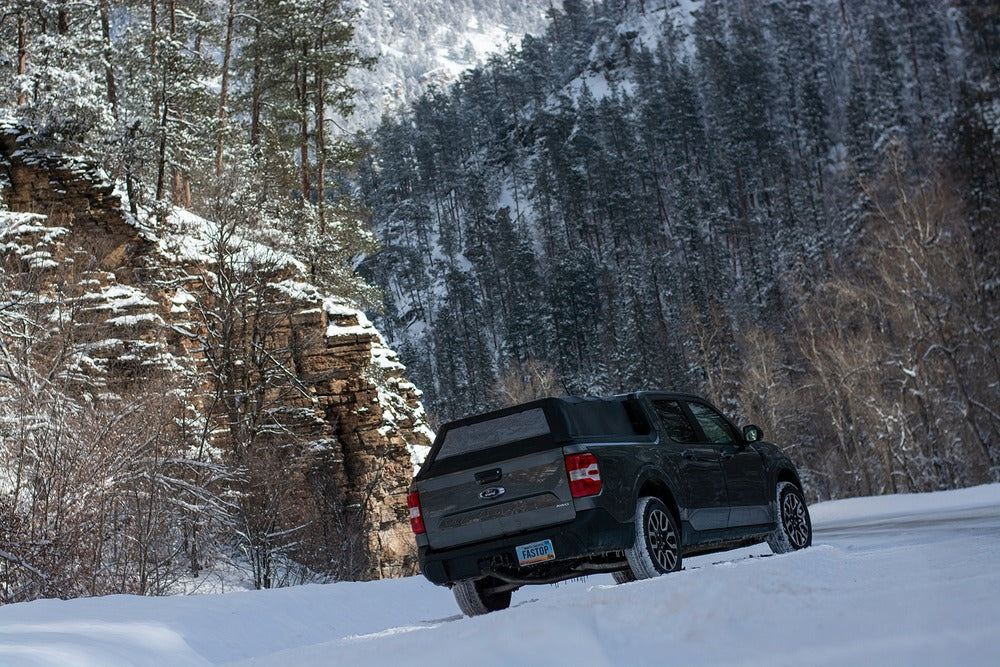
479;486;505;500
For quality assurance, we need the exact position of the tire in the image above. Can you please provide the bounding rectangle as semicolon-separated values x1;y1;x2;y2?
624;496;682;580
452;577;512;616
768;481;812;554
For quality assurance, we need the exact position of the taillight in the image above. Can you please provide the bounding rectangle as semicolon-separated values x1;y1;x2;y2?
565;453;602;498
407;490;426;534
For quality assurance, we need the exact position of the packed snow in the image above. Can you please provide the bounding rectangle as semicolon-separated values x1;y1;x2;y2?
0;484;997;666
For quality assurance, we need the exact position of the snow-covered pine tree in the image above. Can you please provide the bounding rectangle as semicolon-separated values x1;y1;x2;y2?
2;0;113;147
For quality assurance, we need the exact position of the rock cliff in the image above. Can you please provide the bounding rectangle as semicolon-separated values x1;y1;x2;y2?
0;120;432;580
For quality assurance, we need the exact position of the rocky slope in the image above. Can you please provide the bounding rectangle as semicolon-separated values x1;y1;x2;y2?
0;119;432;580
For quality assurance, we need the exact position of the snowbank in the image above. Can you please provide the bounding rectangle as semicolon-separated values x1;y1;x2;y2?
0;484;997;666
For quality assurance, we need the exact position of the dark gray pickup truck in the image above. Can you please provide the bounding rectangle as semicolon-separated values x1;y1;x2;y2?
407;392;812;616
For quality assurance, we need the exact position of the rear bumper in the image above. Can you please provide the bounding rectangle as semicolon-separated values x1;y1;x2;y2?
418;507;632;585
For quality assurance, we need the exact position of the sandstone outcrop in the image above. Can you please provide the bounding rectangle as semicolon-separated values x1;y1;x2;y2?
1;120;432;580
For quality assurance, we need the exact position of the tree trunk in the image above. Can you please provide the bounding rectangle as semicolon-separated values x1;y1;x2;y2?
150;0;157;66
172;167;182;204
16;14;28;106
99;0;119;118
838;0;864;84
216;0;236;175
188;520;200;576
250;19;262;146
155;67;169;202
315;31;326;232
151;0;159;120
167;0;187;206
299;44;311;203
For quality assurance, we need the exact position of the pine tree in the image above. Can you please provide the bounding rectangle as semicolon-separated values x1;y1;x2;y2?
3;1;112;147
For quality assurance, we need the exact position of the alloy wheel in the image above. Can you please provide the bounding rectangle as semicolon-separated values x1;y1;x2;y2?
782;491;810;548
646;508;679;572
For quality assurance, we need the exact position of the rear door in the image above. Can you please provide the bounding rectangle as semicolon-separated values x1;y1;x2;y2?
649;399;730;531
685;400;770;527
416;407;577;550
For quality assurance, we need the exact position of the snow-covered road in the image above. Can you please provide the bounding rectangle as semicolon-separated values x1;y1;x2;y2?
1;485;998;666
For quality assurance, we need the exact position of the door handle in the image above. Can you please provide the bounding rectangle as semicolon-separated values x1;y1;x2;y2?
720;451;735;461
681;450;696;460
475;468;502;484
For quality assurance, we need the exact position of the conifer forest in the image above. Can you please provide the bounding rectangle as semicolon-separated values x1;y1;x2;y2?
359;0;1000;499
1;0;999;602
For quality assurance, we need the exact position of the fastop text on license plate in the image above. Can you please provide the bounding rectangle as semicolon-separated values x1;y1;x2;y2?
516;539;555;566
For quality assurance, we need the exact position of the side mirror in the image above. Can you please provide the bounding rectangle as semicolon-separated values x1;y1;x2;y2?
743;424;763;443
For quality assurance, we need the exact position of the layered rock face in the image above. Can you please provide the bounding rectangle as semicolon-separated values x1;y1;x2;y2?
1;122;432;580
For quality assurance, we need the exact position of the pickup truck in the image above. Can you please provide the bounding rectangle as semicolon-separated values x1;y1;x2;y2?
407;392;812;616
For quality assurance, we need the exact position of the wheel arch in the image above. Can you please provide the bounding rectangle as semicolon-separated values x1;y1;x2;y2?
636;477;682;536
775;466;803;492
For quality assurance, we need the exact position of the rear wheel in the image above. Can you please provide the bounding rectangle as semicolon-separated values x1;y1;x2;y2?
768;481;812;553
452;577;512;616
624;496;682;580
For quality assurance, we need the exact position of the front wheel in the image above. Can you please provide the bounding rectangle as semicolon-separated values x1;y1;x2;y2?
624;496;682;580
452;577;512;616
768;481;812;553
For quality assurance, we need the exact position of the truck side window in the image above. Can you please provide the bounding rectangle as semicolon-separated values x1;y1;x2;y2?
687;402;739;444
623;399;653;436
651;400;698;443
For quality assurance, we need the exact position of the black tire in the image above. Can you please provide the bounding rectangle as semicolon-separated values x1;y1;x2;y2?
624;496;682;580
768;481;812;553
452;577;512;616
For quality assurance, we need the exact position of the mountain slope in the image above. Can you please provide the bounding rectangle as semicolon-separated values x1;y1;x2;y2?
342;0;559;131
359;0;1000;498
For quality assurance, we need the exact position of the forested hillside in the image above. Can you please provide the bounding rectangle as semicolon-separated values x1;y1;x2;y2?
343;0;557;131
360;0;1000;499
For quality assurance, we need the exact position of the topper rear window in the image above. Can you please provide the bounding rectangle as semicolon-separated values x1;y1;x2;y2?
436;407;550;460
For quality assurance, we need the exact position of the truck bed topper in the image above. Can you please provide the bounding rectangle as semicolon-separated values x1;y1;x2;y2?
416;395;653;479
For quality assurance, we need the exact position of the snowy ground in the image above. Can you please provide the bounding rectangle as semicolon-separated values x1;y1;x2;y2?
1;485;998;666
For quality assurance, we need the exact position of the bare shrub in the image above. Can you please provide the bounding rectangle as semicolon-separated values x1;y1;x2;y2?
1;256;234;603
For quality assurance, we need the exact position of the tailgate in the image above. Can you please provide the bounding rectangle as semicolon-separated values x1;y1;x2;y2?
416;448;575;550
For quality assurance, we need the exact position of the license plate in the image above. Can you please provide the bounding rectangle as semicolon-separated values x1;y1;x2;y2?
516;539;555;566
